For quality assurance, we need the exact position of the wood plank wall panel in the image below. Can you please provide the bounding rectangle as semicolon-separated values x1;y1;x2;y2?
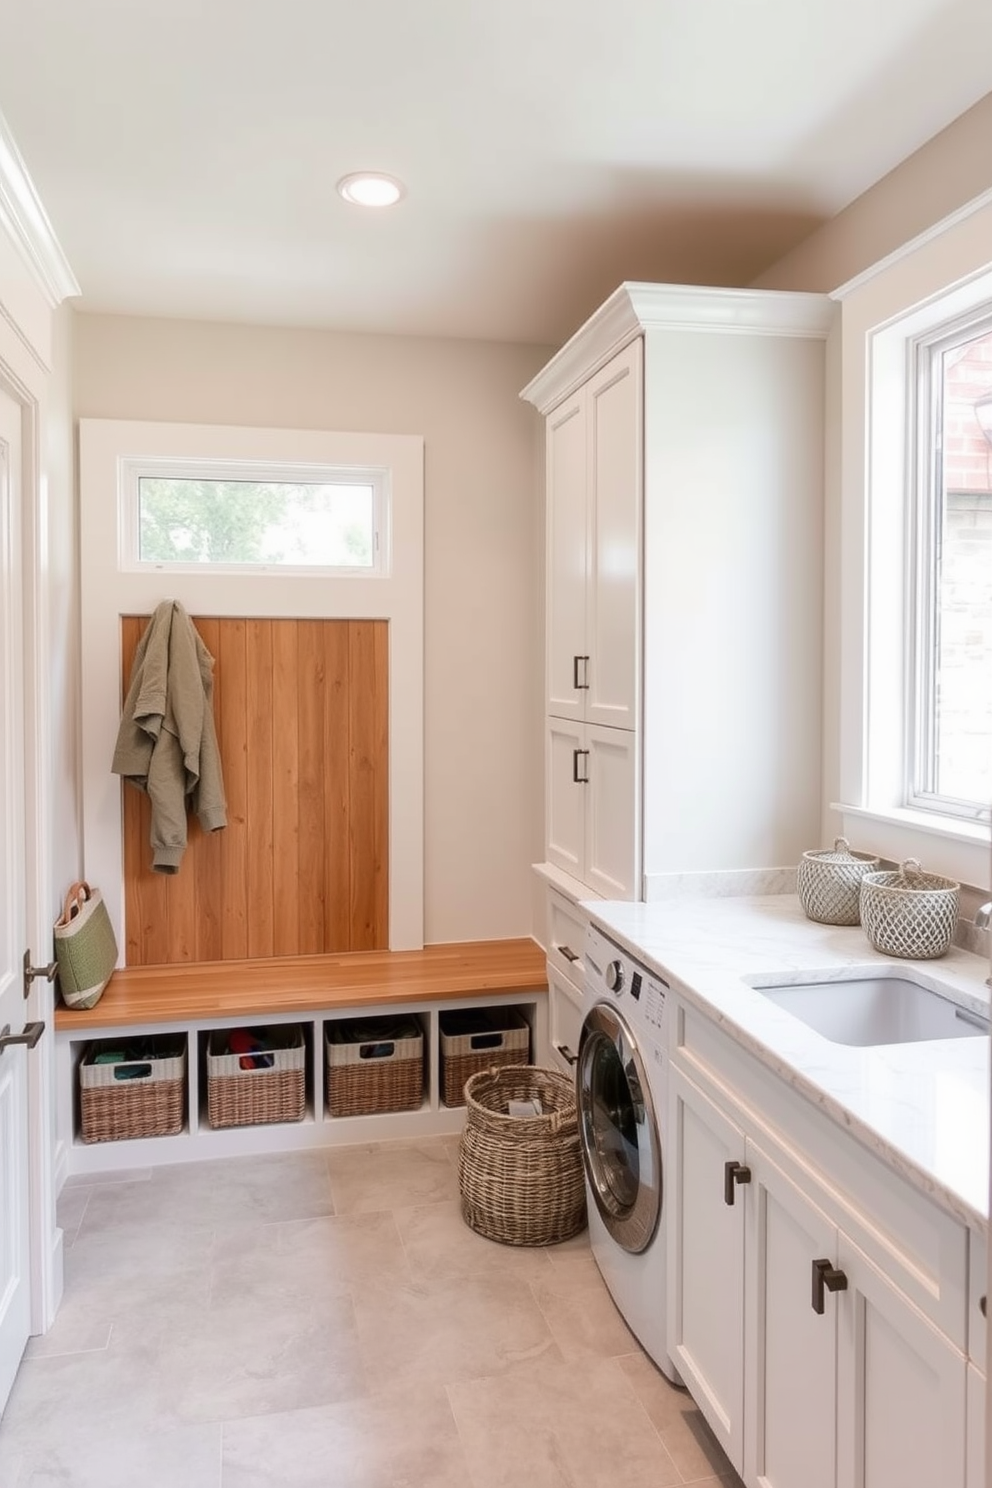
323;622;351;952
350;622;389;951
121;615;389;966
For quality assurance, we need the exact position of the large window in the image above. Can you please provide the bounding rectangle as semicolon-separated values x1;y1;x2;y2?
833;198;992;888
911;315;992;824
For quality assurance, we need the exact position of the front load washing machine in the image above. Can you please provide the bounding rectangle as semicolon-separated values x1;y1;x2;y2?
578;923;679;1383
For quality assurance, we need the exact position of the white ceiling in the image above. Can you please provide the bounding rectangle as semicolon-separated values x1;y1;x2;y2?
2;0;991;346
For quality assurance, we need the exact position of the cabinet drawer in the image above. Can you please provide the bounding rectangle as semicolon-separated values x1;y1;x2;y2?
548;964;583;1075
547;888;587;990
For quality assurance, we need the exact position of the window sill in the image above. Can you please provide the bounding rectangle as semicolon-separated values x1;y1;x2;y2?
831;802;991;891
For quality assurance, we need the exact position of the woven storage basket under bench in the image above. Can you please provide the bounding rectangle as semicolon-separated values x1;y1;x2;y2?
206;1025;306;1128
439;1007;531;1107
79;1034;186;1143
325;1015;425;1117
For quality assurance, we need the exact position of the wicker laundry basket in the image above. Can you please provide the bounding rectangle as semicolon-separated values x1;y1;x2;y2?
859;858;960;959
797;837;880;925
458;1065;586;1247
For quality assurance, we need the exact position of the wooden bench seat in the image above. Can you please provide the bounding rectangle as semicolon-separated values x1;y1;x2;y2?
54;937;548;1031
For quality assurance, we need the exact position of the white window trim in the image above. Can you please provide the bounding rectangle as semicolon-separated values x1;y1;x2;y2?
119;455;389;576
830;197;992;889
907;308;992;824
79;418;424;951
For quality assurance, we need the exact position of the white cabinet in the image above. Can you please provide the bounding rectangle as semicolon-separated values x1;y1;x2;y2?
967;1363;986;1488
835;1235;965;1488
744;1138;838;1488
545;340;641;732
547;964;583;1075
546;717;638;899
543;885;589;1077
543;338;641;901
669;1064;746;1468
525;283;833;900
669;1034;970;1488
965;1233;986;1488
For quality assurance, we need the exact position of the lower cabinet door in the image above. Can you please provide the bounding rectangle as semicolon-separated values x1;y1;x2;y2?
669;1066;746;1473
546;717;586;882
966;1363;986;1488
744;1139;838;1488
547;964;583;1076
584;723;638;900
836;1238;967;1488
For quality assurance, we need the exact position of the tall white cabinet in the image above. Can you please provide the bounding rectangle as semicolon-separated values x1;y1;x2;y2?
523;283;833;904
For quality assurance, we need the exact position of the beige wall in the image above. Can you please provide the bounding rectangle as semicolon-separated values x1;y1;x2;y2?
72;314;551;946
754;91;992;294
753;90;992;883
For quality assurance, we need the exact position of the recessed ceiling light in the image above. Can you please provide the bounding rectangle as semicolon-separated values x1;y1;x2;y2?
337;172;405;208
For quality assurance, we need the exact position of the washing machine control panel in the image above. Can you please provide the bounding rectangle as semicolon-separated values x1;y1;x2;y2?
641;976;667;1035
584;925;670;1039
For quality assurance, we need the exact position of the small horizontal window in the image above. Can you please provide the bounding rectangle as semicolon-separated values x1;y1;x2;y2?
120;460;387;574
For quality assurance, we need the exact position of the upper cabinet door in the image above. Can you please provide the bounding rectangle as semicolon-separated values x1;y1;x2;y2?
545;339;641;729
585;339;641;731
546;393;588;722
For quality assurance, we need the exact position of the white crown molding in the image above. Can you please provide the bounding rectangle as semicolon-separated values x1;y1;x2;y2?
0;109;80;308
831;185;992;303
520;281;834;413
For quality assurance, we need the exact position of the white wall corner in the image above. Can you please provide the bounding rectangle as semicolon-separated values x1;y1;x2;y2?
0;107;79;309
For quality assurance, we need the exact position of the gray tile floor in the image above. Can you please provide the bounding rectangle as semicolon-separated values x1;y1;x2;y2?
0;1138;743;1487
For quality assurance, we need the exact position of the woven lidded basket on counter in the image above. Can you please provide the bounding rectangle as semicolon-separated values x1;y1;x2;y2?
797;837;881;925
458;1065;586;1246
859;858;960;959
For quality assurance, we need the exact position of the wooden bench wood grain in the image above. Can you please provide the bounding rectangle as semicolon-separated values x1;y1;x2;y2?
55;937;548;1031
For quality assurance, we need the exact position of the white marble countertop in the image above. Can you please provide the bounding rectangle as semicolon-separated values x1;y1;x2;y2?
583;894;992;1232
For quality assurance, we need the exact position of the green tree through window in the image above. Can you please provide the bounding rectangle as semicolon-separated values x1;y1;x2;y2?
138;478;375;567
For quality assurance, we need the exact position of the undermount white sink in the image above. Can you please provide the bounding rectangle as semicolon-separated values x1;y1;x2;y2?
753;975;990;1047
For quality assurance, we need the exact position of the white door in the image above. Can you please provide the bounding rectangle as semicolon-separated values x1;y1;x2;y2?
966;1363;985;1488
668;1065;747;1473
546;392;588;723
585;339;641;732
584;722;638;900
546;715;586;882
836;1237;966;1488
0;386;32;1415
744;1138;838;1488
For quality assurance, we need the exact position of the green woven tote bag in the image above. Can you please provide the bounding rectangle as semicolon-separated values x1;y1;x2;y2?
53;881;119;1010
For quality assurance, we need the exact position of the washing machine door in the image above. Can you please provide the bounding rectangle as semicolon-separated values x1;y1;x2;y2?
577;1001;661;1255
